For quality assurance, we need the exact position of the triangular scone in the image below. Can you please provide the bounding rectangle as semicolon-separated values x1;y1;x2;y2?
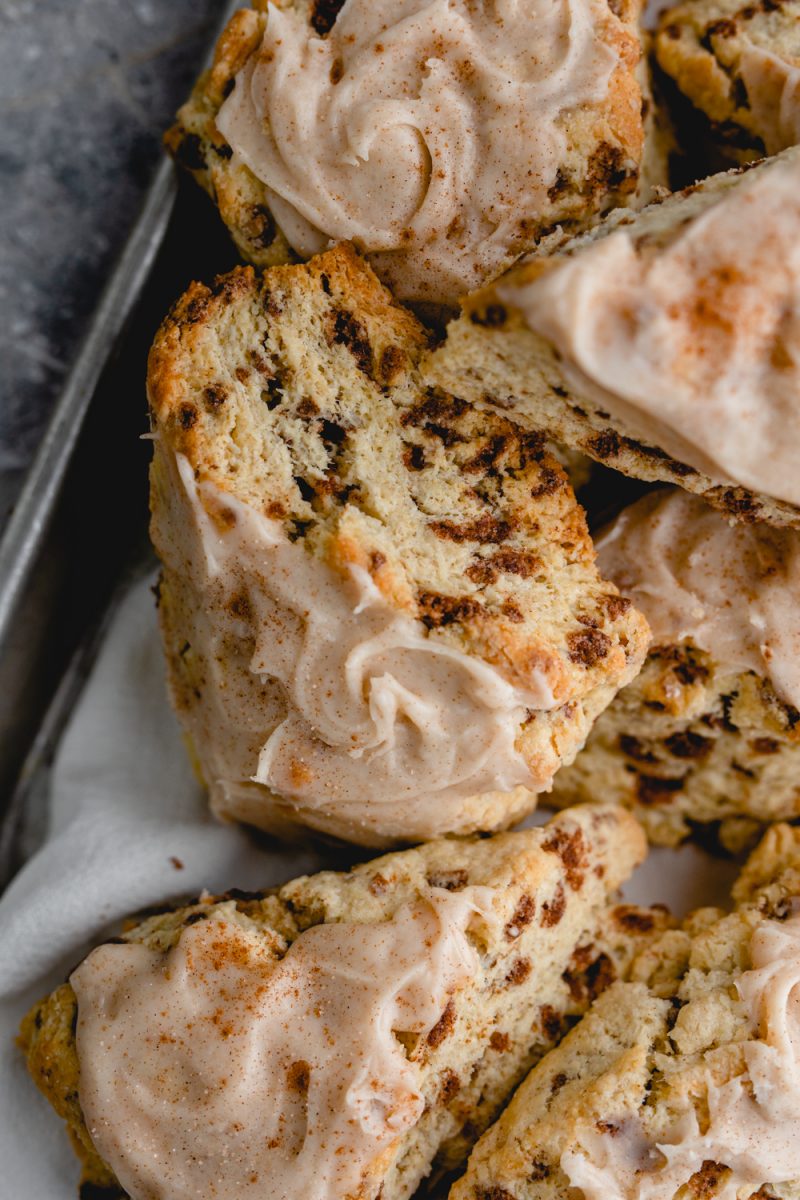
147;244;649;847
19;807;653;1200
163;0;661;305
450;822;800;1200
550;489;800;852
425;147;800;529
656;0;800;165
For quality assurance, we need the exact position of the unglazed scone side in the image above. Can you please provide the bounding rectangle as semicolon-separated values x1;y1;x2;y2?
19;807;653;1199
146;243;649;847
549;646;800;851
449;822;800;1200
655;0;800;163
423;150;800;530
163;0;660;305
550;489;800;851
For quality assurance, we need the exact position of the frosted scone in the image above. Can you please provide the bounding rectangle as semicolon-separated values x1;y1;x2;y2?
550;489;800;851
425;147;800;529
450;820;800;1200
164;0;654;305
656;0;800;162
147;244;649;847
19;807;653;1199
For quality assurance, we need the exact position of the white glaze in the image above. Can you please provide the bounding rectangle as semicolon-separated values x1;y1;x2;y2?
499;151;800;507
152;449;556;841
72;886;494;1200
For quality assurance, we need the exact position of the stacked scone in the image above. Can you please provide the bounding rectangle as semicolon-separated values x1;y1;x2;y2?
164;0;666;304
20;0;800;1197
427;145;800;528
655;0;800;163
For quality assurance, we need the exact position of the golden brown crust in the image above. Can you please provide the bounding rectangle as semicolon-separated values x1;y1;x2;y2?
19;986;120;1195
655;0;800;163
163;5;295;272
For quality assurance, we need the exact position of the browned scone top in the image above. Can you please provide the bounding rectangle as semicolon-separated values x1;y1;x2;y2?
19;808;655;1200
163;0;663;305
146;243;649;847
655;0;800;163
424;150;800;530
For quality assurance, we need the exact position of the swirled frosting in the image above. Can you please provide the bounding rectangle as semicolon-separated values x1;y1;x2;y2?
216;0;621;302
71;886;494;1200
595;489;800;708
498;149;800;506
153;450;555;842
560;912;800;1199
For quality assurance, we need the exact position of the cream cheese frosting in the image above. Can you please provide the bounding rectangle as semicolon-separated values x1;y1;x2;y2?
560;912;800;1199
595;489;800;709
215;0;621;302
497;150;800;507
71;885;495;1200
153;450;556;840
739;43;800;154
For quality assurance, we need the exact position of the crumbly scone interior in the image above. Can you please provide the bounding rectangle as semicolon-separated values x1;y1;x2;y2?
655;0;800;163
149;247;644;699
550;643;800;852
548;486;800;850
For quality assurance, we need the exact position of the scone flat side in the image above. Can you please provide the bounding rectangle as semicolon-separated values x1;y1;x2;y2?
147;243;650;845
20;807;649;1198
450;825;800;1200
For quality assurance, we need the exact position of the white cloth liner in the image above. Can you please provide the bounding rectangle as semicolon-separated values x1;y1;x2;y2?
0;574;740;1198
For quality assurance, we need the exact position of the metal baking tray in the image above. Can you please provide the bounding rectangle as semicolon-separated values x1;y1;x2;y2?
0;2;245;889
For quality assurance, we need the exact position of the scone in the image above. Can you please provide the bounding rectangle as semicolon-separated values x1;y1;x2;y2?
19;806;652;1200
424;146;800;530
164;0;659;306
450;820;800;1200
656;0;800;163
147;243;650;847
549;488;800;852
